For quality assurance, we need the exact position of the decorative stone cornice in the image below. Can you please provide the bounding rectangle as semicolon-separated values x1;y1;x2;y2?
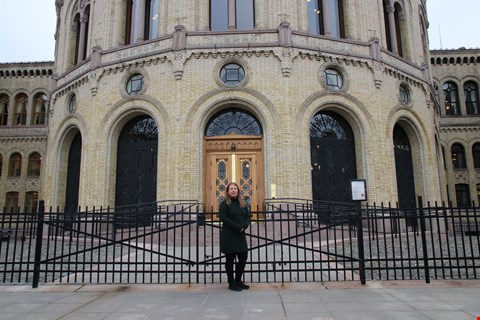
439;126;480;133
0;136;47;143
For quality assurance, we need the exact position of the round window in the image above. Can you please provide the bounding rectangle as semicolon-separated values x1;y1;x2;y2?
399;84;410;105
126;74;144;96
324;68;343;91
68;95;76;114
220;63;245;86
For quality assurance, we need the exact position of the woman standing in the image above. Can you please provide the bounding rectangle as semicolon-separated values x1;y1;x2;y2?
219;182;251;291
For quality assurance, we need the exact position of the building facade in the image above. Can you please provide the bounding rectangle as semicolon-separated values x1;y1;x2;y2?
430;49;480;206
2;0;477;213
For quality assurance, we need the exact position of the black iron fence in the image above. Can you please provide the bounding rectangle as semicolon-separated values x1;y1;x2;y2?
0;198;479;287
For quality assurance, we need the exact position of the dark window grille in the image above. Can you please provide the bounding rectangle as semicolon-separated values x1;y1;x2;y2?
205;108;262;136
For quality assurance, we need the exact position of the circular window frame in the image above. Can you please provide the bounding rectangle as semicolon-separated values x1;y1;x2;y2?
121;70;149;98
319;64;349;92
66;93;77;114
214;59;250;88
399;83;412;106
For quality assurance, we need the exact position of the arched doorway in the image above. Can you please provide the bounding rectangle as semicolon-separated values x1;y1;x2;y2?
65;132;82;212
115;116;158;207
310;111;357;205
204;107;264;214
393;124;416;226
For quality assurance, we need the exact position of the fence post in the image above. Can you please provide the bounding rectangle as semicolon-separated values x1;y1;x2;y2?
355;201;366;285
32;200;45;288
418;196;430;284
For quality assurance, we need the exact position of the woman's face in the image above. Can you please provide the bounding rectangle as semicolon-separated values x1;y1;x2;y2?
227;184;239;198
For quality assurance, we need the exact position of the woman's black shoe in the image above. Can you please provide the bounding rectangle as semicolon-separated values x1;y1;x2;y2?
228;282;242;291
236;281;250;290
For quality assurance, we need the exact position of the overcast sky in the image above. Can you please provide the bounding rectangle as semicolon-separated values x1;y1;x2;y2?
0;0;479;63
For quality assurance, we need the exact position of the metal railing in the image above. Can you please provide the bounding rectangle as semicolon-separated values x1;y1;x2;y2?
0;197;478;287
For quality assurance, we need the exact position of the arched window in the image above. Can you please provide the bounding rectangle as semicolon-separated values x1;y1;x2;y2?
455;184;471;208
308;0;344;38
25;191;39;213
72;2;91;64
32;93;47;125
464;81;479;115
399;84;410;105
14;94;28;125
473;143;480;169
0;94;8;126
220;63;245;86
126;0;160;44
443;82;460;115
205;108;262;136
451;144;466;169
5;192;19;213
8;153;22;177
383;0;404;56
27;152;42;177
210;0;254;31
477;184;480;205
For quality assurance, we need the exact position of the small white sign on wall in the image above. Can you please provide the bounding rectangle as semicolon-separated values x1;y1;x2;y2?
351;179;367;201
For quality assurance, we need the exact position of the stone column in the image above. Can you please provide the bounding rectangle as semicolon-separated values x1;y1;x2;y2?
386;6;398;53
322;0;332;36
228;0;236;30
78;16;88;61
134;0;146;42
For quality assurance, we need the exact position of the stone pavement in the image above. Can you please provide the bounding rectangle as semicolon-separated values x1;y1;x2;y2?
0;280;479;320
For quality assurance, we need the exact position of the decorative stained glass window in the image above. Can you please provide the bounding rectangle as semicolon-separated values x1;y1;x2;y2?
205;108;262;136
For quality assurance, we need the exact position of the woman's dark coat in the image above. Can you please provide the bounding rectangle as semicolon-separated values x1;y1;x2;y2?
219;199;251;254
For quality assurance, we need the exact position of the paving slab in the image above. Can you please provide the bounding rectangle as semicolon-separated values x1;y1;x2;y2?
0;280;479;320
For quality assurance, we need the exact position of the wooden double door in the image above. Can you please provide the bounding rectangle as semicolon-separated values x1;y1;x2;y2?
204;134;264;214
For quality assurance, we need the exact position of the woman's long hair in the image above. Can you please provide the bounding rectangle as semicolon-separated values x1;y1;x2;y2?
225;182;248;208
